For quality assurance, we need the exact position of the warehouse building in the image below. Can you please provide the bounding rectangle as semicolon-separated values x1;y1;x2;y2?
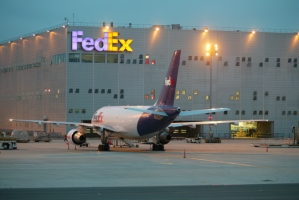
0;22;298;138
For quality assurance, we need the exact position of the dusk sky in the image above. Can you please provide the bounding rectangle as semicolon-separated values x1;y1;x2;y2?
1;0;299;41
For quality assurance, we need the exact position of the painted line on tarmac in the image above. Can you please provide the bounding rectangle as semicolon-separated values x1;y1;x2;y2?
153;154;299;173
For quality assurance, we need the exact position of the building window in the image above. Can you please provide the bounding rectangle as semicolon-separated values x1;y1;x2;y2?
75;89;79;93
126;59;131;64
120;54;124;59
242;57;246;62
200;56;204;61
259;62;263;67
236;91;240;95
95;89;99;93
194;90;198;95
265;111;269;115
294;111;297;115
253;111;257;115
176;90;180;94
107;89;111;93
120;59;124;64
188;56;192;60
265;58;269;62
282;111;286;115
276;58;280;62
145;60;149;64
276;96;280;101
120;89;124;94
69;53;80;62
182;90;186;95
293;58;297;63
145;94;149;99
224;61;228;66
94;54;105;63
188;95;192;100
253;91;257;95
82;53;93;63
236;57;240;61
259;111;263;115
247;62;252;67
288;58;292;63
120;94;124;99
101;89;105;93
145;54;149;59
69;109;73;113
218;56;222;61
248;57;252;62
236;96;240;100
139;54;143;59
241;110;245;115
82;109;86;113
113;94;118;99
294;64;297;68
206;61;210;65
151;95;155;99
236;110;239;115
224;111;227;115
107;54;118;63
265;91;269;96
151;90;155;94
151;60;156;65
133;59;137;64
69;88;73;93
194;56;198;60
182;61;186;65
139;60;143;64
282;96;286;101
230;95;234;100
75;109;79;114
236;62;240;66
276;63;280;67
87;89;92;93
176;95;179;99
288;111;291;115
253;96;257;100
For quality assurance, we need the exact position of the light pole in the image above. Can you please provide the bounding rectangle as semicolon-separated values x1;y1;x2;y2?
206;44;218;137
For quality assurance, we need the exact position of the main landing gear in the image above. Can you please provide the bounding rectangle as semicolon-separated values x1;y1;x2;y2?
98;143;110;151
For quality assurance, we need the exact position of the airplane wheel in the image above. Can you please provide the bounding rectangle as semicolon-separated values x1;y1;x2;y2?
136;145;139;148
120;145;122;148
129;145;131;148
3;144;8;149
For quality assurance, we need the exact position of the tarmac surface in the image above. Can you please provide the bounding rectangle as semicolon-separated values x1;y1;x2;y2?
0;139;299;199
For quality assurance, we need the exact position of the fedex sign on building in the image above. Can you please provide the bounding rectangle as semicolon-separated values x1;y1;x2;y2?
72;31;133;52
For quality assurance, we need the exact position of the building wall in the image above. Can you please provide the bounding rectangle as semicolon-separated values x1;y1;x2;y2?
0;28;67;134
1;25;298;136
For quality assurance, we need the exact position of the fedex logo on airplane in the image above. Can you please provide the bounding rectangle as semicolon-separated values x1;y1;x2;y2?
93;112;104;123
165;76;176;86
72;31;133;52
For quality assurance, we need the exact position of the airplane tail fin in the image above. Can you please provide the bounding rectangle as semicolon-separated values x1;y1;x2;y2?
155;50;181;107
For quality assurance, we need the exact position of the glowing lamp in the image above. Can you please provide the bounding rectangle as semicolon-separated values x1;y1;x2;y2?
33;34;36;36
216;53;218;56
252;31;255;34
204;28;208;32
206;44;210;50
206;52;210;56
209;116;212;120
63;25;66;28
106;26;109;29
156;28;159;31
8;41;11;43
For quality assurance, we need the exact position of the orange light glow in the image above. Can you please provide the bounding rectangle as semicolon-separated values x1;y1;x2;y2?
206;44;210;50
204;28;208;32
156;28;159;31
206;52;210;56
252;31;256;34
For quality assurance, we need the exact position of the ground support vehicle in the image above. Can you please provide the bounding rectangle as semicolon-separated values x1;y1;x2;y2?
0;132;17;150
185;137;203;143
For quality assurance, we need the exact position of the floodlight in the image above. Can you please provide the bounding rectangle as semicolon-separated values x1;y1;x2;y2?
156;27;159;31
204;28;208;32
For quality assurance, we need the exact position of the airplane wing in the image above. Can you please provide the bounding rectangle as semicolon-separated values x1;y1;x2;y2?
179;108;230;117
169;119;268;128
10;119;117;132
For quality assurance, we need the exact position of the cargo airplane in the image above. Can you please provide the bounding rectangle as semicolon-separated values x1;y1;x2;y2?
11;50;267;151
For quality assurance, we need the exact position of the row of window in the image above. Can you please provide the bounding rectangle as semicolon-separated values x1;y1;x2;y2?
221;110;297;115
187;56;298;63
69;109;86;114
69;53;156;65
53;53;67;64
69;88;125;94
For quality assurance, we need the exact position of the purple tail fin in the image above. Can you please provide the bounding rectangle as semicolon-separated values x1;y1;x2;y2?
155;50;181;107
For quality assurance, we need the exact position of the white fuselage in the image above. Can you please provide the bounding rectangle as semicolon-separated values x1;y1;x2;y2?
91;106;160;139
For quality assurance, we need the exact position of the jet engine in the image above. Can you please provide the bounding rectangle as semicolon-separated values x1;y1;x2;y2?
67;129;86;145
159;132;171;144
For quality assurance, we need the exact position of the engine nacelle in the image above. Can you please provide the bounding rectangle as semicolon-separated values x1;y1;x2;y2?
67;129;86;145
159;132;171;144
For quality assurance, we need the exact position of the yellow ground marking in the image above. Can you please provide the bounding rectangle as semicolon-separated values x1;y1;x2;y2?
160;163;172;165
153;153;299;173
